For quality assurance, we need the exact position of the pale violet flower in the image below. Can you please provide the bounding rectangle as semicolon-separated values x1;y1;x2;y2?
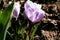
24;0;45;23
13;1;20;20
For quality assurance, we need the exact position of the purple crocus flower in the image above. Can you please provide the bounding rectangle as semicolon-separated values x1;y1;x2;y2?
24;0;45;23
13;1;20;20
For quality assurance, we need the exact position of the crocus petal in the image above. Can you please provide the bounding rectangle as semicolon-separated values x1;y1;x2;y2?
24;0;45;23
13;1;20;20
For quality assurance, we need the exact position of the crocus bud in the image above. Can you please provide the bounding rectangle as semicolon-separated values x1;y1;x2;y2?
24;0;45;23
13;1;20;20
8;1;12;6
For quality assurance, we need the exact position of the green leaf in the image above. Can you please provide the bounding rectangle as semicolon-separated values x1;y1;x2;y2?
30;23;39;40
0;10;2;18
0;3;14;40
